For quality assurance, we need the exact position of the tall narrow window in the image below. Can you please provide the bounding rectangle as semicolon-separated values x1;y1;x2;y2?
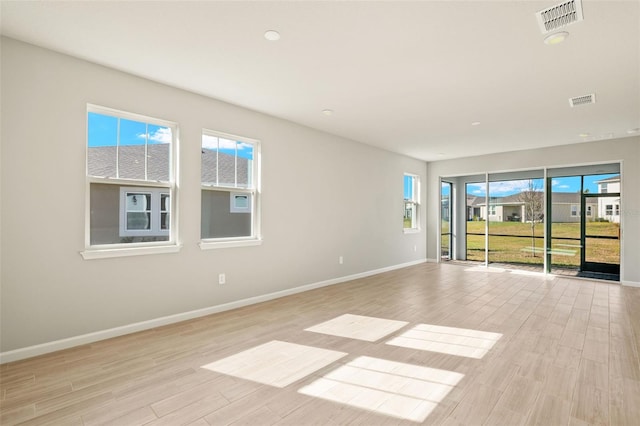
85;105;177;255
403;174;419;231
201;130;260;246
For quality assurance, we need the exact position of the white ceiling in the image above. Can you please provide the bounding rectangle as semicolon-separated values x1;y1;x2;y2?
1;1;638;161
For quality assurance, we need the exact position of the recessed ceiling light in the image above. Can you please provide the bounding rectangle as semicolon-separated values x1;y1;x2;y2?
579;133;590;138
471;121;481;126
544;31;569;45
627;128;640;134
322;109;334;116
264;30;280;41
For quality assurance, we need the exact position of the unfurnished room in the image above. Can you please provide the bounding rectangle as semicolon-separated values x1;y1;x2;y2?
1;1;639;425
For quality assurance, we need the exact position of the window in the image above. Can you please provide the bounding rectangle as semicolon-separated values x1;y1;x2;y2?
571;204;579;216
83;105;177;258
403;174;419;231
615;204;620;216
606;204;614;215
119;187;170;237
586;205;592;216
200;130;260;247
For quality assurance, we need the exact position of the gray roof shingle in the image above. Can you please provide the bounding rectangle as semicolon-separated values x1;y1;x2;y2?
88;145;250;186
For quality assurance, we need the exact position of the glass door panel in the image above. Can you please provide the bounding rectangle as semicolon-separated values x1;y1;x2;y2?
487;178;543;270
582;192;620;276
441;181;452;260
549;176;582;274
465;182;485;262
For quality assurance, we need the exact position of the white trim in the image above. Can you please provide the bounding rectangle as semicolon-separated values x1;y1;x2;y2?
199;238;263;250
0;259;426;364
622;280;640;288
80;244;182;260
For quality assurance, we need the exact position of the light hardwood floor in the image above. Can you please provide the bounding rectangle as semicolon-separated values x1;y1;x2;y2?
2;262;640;425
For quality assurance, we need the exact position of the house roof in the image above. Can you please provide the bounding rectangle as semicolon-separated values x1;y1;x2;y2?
468;191;600;207
595;175;621;184
88;144;249;186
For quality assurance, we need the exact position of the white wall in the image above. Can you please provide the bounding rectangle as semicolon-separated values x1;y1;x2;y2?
0;38;427;355
427;138;640;284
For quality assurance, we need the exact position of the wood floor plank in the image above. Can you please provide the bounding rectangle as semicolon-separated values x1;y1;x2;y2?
525;393;571;426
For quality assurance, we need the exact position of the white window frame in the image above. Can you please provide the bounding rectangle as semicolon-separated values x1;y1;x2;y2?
199;129;261;250
81;105;180;260
403;173;420;233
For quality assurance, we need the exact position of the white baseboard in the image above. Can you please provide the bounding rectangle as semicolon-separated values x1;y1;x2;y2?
622;280;640;288
0;259;426;364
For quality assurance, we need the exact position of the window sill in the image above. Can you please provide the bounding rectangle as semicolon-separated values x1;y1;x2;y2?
403;228;420;234
199;238;263;250
80;244;182;260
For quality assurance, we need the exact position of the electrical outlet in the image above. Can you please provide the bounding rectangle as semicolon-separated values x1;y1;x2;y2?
339;256;344;264
218;273;226;285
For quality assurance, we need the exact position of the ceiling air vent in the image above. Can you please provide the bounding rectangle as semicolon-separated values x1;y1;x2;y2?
536;0;584;34
569;93;595;107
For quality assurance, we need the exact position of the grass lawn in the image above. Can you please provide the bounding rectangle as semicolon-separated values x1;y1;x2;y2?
463;220;619;267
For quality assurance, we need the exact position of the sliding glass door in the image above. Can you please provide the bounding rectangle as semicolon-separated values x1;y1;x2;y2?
443;164;620;281
548;171;620;280
487;177;544;270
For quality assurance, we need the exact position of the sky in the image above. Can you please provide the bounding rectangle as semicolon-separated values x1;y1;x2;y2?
88;112;253;159
404;175;415;199
463;174;619;197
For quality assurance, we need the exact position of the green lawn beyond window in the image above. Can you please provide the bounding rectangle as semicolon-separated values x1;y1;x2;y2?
464;221;619;267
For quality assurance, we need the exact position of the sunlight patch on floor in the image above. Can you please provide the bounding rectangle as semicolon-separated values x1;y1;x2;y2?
298;356;464;422
305;313;409;342
201;340;347;388
386;324;502;359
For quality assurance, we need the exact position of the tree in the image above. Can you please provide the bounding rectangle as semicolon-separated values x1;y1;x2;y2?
518;180;544;256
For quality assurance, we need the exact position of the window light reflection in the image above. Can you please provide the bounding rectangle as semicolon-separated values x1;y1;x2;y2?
305;313;409;342
299;356;464;422
201;340;347;388
386;324;502;359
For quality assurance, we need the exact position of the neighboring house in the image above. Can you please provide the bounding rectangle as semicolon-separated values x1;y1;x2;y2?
549;192;597;223
596;175;621;223
466;196;482;221
468;192;598;223
88;145;250;244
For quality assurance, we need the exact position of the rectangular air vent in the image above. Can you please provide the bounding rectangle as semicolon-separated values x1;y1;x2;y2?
536;0;584;34
569;93;595;107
